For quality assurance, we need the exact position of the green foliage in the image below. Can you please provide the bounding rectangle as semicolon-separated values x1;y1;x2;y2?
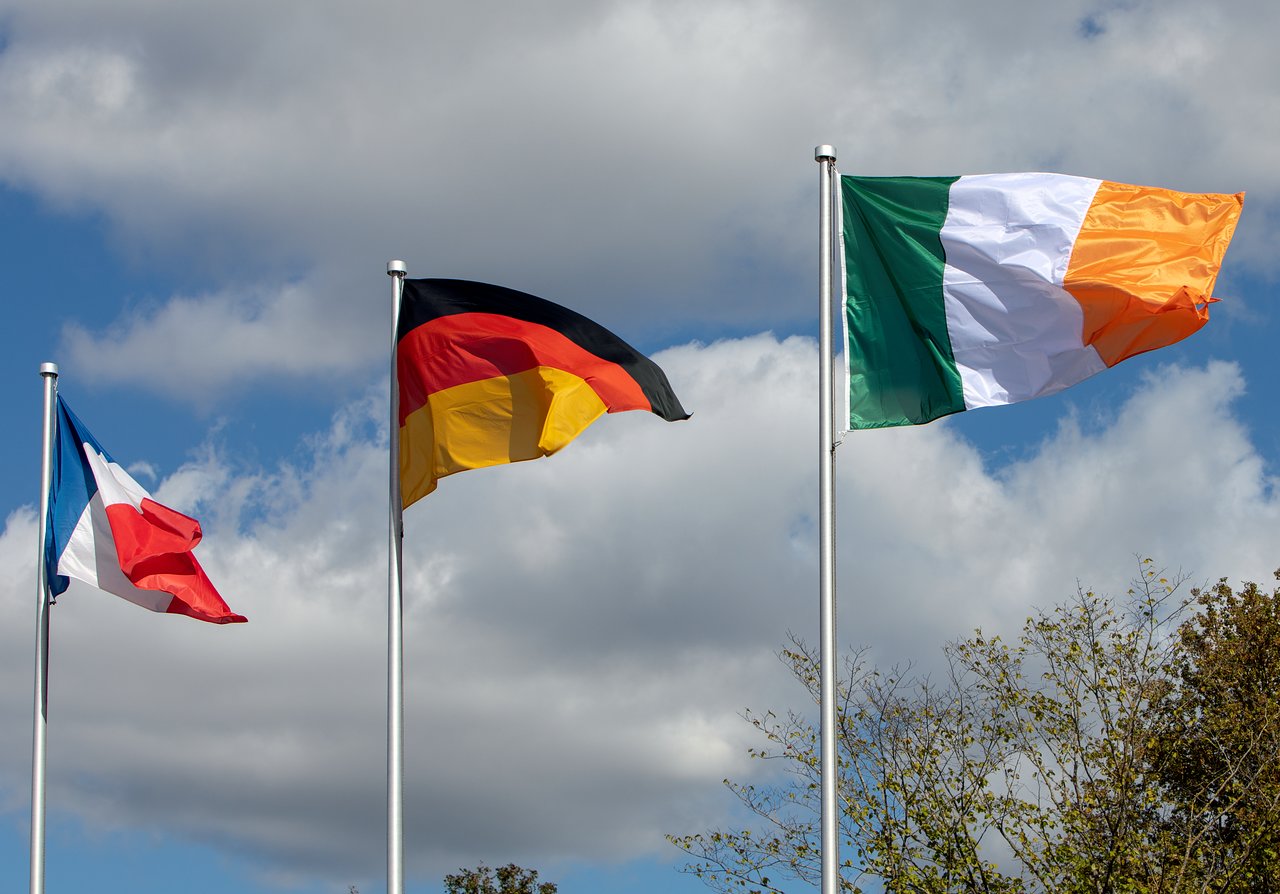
1147;573;1280;891
669;562;1280;893
443;863;557;894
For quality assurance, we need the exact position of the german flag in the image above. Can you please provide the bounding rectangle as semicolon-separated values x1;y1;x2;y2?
397;279;689;508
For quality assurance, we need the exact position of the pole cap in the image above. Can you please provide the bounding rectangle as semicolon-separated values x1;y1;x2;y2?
387;259;407;276
815;145;836;161
39;362;58;377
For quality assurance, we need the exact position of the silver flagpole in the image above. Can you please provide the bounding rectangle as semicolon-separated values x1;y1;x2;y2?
387;260;407;894
30;362;58;894
814;146;840;894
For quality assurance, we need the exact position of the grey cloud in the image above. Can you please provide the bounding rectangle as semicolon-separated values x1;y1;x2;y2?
2;336;1279;888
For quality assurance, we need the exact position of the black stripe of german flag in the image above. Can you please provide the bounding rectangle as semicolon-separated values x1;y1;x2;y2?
397;279;689;507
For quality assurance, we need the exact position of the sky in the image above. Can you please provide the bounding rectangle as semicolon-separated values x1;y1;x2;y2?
0;1;1277;893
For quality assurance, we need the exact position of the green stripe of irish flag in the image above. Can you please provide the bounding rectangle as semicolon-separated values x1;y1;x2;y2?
841;175;963;428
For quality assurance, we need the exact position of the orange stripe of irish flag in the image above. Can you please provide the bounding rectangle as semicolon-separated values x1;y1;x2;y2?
1065;181;1244;368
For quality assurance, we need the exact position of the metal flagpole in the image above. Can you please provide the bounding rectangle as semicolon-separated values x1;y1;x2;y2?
31;361;58;894
815;146;840;894
387;260;407;894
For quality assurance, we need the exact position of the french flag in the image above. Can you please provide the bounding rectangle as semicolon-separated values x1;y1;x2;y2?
44;397;246;624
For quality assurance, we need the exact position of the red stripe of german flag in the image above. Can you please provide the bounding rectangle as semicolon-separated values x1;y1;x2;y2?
397;279;689;508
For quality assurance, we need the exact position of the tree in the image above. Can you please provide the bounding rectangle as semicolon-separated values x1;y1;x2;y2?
1147;573;1280;891
669;563;1280;893
443;863;557;894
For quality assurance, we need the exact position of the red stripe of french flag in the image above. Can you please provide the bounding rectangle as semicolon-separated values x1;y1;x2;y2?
74;444;246;624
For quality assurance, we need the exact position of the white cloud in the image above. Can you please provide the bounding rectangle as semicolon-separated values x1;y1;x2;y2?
1;335;1278;887
832;357;1280;664
1;0;1274;399
58;270;382;402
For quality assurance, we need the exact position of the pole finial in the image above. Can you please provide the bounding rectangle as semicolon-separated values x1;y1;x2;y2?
387;260;407;276
815;145;836;161
39;362;58;377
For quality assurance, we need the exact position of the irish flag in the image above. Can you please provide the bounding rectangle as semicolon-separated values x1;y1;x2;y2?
841;173;1244;428
397;278;689;508
45;397;245;624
